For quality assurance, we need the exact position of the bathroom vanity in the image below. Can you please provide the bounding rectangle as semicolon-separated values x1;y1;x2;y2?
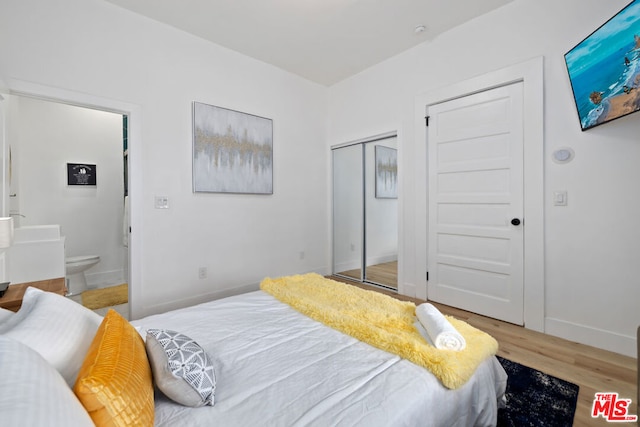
8;225;66;284
0;225;67;311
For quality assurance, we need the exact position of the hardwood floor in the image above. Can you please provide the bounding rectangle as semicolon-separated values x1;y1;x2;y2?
337;260;398;289
330;276;637;426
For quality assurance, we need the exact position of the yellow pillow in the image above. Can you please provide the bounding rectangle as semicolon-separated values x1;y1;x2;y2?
73;309;154;427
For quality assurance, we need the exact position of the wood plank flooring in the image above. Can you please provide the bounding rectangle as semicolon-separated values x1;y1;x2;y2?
337;260;398;289
330;276;637;426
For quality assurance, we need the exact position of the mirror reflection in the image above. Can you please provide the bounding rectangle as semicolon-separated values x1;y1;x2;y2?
332;144;363;282
332;136;398;290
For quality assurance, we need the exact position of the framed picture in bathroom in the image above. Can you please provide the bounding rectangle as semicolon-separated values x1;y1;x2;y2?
67;163;97;186
192;102;273;194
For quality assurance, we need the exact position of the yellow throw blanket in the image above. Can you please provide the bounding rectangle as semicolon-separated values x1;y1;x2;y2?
260;273;498;389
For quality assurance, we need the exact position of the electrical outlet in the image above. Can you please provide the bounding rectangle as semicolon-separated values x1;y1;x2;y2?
299;251;305;260
553;191;568;206
198;267;207;279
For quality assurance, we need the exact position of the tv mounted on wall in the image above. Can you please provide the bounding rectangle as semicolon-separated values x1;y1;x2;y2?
564;0;640;131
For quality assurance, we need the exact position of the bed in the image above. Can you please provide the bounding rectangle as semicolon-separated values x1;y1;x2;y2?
0;274;507;427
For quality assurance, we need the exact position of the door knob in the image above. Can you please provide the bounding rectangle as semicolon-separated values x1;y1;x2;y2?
511;218;521;226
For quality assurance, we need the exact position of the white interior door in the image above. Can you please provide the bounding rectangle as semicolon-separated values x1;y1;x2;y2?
427;82;524;325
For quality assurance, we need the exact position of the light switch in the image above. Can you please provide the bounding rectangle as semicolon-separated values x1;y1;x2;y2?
154;196;169;209
553;191;567;206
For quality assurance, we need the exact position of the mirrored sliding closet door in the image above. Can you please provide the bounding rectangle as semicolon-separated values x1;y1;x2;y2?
332;134;398;290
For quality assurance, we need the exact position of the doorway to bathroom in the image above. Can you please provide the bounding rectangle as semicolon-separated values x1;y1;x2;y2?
332;132;398;290
7;95;130;299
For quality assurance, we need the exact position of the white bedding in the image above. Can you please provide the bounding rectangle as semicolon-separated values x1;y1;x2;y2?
132;291;507;427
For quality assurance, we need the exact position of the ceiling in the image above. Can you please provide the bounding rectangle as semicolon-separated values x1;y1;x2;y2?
105;0;513;86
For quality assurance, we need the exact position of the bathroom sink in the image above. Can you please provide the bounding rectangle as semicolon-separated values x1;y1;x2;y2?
8;225;66;284
13;225;62;242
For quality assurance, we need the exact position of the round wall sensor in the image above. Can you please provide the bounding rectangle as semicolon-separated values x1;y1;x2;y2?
552;147;574;164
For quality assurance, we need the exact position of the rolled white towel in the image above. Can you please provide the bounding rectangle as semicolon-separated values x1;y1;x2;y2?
415;303;466;351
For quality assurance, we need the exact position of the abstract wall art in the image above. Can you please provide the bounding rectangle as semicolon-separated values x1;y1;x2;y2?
192;102;273;194
375;145;397;199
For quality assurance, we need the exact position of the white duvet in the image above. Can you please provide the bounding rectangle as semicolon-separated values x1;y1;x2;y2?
132;291;507;427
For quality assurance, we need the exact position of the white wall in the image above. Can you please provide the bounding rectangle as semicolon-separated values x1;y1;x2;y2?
8;96;125;287
0;93;8;282
328;0;640;356
365;139;398;266
0;0;329;317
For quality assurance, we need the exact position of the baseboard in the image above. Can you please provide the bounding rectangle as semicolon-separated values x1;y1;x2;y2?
545;317;636;358
333;260;360;273
139;268;328;318
86;269;125;288
333;256;397;275
367;254;397;265
146;282;260;316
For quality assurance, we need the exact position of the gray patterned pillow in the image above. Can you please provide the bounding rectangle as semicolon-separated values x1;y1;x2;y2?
145;329;216;407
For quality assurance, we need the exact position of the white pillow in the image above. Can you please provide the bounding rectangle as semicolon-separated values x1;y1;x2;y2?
0;307;14;324
0;336;94;427
0;287;103;385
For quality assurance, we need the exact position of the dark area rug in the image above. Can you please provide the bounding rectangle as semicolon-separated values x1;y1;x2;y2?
497;356;579;427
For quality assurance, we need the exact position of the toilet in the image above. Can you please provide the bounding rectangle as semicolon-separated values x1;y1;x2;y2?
65;255;100;296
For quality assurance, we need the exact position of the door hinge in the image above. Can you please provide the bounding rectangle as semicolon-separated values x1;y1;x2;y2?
426;271;429;281
425;116;430;127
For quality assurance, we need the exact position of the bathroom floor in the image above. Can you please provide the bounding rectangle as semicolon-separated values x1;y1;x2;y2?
93;302;129;320
67;288;130;320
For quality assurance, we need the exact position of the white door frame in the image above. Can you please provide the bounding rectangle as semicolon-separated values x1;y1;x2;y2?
4;79;143;320
414;57;544;332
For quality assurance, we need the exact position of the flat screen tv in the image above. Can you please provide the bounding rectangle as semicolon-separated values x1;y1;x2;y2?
564;0;640;131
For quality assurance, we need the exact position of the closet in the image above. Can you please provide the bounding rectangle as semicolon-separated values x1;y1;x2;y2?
332;133;398;290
